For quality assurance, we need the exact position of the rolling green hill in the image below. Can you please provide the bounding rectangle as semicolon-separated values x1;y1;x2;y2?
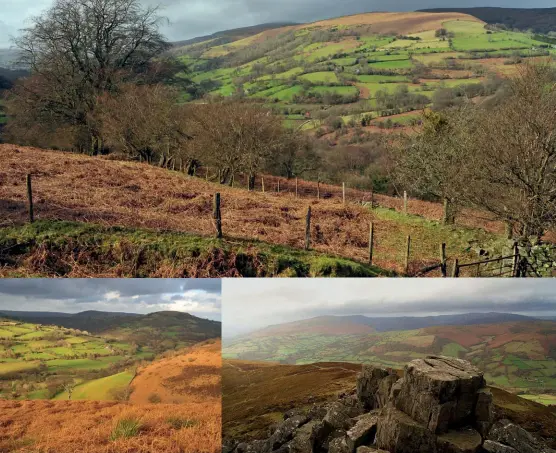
0;310;221;351
177;12;555;131
223;317;556;398
0;318;150;400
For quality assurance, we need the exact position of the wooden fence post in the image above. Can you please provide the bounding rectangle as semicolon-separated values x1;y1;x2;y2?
213;193;222;239
277;180;280;193
403;191;408;215
369;222;374;265
317;181;320;200
262;177;265;193
452;259;460;278
342;182;346;204
512;242;520;277
440;243;447;277
26;174;34;224
295;177;298;198
205;167;209;181
370;189;374;210
305;207;312;251
404;235;411;275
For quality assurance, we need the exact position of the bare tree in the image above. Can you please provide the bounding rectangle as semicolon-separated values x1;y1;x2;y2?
393;108;473;224
395;62;556;236
8;0;169;152
188;101;287;187
98;83;191;165
463;63;556;238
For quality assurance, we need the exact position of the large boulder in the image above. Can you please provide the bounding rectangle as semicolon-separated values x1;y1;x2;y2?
346;412;379;451
483;441;519;453
487;419;556;453
375;406;437;453
268;415;308;450
474;388;494;437
357;366;393;410
324;402;355;431
356;448;389;453
436;428;483;453
394;356;485;434
329;436;351;453
289;421;318;453
376;374;399;408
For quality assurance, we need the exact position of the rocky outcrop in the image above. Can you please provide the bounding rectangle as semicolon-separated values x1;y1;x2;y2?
227;356;556;453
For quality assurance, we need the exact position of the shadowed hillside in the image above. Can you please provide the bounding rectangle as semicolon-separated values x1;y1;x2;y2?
421;7;556;34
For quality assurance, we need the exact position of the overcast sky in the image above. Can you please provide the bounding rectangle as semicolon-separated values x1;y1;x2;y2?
0;279;221;320
1;0;555;47
223;279;556;338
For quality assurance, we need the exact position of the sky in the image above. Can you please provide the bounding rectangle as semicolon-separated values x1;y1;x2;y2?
1;0;555;47
0;279;222;320
222;279;556;338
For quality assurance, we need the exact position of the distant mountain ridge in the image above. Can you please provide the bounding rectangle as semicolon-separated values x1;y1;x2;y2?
0;310;221;346
249;312;536;338
420;7;556;34
171;22;299;49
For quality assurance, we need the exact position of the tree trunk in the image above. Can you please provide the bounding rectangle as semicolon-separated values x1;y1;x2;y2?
442;198;456;225
248;174;256;191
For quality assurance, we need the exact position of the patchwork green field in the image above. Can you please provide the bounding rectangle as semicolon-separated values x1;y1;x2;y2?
223;320;556;400
176;13;556;131
0;319;152;401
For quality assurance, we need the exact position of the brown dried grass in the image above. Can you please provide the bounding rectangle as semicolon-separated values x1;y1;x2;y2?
0;341;221;453
1;144;544;274
305;12;483;35
130;341;221;405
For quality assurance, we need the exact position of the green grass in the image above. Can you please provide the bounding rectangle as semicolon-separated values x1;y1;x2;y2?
309;86;359;96
0;361;41;376
369;59;413;69
54;371;134;401
298;71;340;84
441;343;468;357
0;220;390;277
356;75;409;83
110;418;142;441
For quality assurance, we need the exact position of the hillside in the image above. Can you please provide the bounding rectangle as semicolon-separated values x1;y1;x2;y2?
222;358;556;447
421;7;556;34
223;318;556;395
250;312;535;337
178;11;554;135
130;340;221;404
0;318;153;400
0;144;520;277
0;310;221;351
0;341;222;453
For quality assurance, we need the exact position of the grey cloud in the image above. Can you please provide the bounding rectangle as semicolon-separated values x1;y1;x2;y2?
222;279;556;338
0;279;221;320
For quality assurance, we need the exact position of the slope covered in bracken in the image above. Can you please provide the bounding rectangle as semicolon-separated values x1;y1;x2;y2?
0;341;222;453
0;145;509;274
130;340;221;405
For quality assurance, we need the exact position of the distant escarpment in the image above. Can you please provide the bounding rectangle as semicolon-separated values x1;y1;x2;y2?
223;356;556;453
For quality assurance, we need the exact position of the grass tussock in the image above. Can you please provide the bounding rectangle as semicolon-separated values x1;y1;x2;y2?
110;417;142;441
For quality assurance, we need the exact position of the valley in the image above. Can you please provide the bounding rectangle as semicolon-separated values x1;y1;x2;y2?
0;340;222;453
177;12;556;137
223;315;556;397
0;310;220;401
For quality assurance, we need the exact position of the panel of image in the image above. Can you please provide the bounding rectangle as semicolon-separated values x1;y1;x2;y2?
222;278;556;453
0;279;222;453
